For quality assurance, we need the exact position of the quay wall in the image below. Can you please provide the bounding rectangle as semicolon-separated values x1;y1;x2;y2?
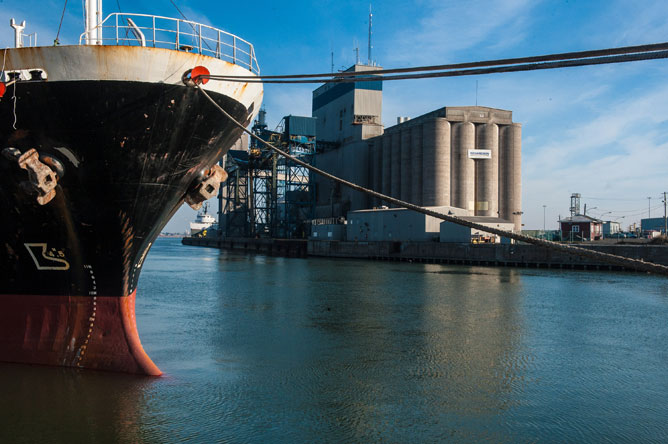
182;236;668;272
307;241;668;271
182;237;308;257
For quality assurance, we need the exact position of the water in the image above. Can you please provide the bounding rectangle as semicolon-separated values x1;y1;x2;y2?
2;238;668;443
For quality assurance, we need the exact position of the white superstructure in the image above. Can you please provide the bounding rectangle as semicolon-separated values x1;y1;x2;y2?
189;203;216;234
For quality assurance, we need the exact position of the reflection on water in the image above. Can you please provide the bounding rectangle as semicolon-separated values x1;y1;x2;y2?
2;238;668;443
0;364;155;443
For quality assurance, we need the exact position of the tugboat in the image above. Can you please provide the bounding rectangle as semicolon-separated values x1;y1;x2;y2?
0;1;262;375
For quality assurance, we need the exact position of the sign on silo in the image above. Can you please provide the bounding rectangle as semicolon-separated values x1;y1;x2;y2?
468;149;492;159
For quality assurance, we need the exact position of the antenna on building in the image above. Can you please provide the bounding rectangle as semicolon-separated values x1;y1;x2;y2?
368;4;373;65
331;51;334;73
354;45;360;65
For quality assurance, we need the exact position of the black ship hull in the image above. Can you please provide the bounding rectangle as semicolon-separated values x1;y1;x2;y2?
0;78;251;374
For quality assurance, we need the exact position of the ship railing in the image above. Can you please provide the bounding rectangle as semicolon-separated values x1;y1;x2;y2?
78;13;260;74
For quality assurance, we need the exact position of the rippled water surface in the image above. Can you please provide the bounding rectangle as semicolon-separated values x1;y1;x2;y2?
2;238;668;443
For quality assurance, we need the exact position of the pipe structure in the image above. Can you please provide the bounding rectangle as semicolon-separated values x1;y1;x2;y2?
451;121;475;211
422;118;451;206
474;123;499;216
10;19;25;49
85;0;102;45
400;128;412;202
410;124;423;206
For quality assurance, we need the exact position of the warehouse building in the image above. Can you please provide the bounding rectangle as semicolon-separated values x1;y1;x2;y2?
641;217;667;234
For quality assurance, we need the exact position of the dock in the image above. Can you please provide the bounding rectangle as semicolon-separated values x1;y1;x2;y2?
182;236;307;257
181;236;668;272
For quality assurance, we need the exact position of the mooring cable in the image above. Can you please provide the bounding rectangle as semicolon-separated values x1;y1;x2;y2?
193;85;668;276
205;41;668;83
206;50;668;84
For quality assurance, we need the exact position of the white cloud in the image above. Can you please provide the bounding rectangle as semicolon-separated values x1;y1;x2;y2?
520;81;668;229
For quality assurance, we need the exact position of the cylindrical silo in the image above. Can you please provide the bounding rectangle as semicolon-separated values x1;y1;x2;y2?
498;123;522;231
374;137;383;206
410;124;423;206
400;128;412;202
391;131;401;202
474;123;499;216
498;126;509;222
451;121;475;211
422;118;451;207
381;134;392;204
369;138;380;207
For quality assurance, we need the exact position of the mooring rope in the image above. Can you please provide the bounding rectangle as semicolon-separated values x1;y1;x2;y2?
205;41;668;81
194;85;668;276
55;0;69;45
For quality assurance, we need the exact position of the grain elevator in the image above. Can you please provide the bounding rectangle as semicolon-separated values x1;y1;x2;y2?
311;65;522;241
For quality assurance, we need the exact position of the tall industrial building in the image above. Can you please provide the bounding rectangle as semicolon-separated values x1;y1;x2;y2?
313;64;383;217
312;65;522;232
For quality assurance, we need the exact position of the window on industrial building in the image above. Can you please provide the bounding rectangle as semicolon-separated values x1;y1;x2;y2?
572;225;580;233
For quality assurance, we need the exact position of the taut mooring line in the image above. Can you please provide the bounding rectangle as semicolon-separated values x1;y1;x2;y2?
194;85;668;276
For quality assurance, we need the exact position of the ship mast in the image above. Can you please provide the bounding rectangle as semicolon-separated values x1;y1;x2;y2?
85;0;103;45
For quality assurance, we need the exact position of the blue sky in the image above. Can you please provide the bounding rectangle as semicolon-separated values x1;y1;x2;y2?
2;0;668;232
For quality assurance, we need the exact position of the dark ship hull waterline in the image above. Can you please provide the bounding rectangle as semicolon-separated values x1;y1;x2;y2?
0;42;262;375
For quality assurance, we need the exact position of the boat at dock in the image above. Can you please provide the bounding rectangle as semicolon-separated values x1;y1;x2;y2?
0;1;262;375
189;202;217;236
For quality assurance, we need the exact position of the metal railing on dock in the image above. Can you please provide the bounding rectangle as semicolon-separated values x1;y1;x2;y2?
79;13;260;74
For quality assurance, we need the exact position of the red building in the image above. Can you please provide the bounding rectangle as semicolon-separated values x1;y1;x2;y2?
559;215;603;241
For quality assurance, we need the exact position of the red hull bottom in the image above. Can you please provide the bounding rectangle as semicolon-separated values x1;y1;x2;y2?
0;291;161;376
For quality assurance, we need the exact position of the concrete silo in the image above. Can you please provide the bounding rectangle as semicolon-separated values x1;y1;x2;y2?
369;138;381;207
400;128;412;202
410;124;423;206
381;133;392;202
499;123;522;231
422;118;451;206
328;106;520;230
451;121;475;211
391;131;401;201
474;123;499;217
